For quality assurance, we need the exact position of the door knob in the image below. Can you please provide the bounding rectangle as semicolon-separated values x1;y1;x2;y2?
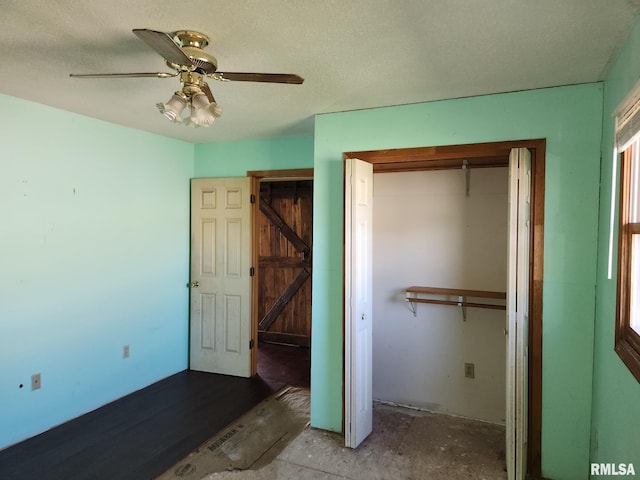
190;281;200;288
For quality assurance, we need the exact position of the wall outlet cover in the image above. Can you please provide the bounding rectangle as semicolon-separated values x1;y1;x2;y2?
464;363;475;379
31;373;41;390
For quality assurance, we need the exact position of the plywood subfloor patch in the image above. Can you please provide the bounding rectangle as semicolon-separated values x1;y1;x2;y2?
155;387;309;480
199;403;506;480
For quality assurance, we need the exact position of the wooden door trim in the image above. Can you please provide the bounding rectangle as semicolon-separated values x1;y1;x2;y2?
343;139;545;479
247;168;314;180
247;168;314;375
249;176;260;375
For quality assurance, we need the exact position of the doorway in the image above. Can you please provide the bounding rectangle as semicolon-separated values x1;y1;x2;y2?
188;169;313;389
249;170;314;390
343;140;545;479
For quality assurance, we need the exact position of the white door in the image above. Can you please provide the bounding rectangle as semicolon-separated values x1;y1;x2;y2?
344;158;374;448
506;148;531;479
190;178;252;377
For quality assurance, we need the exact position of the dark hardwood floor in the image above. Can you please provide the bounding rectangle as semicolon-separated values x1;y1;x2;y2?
0;344;310;480
0;371;278;480
257;341;310;390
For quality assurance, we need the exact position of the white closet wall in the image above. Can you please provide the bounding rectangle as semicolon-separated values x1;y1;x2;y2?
372;167;508;424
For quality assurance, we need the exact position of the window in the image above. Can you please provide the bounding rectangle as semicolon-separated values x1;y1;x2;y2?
616;137;640;382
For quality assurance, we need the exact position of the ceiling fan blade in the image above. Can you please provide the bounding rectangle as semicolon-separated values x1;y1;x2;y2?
213;72;304;84
70;72;178;79
133;28;194;67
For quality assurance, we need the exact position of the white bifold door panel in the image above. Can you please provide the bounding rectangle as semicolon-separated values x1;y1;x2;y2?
506;148;531;480
344;158;374;448
190;178;252;377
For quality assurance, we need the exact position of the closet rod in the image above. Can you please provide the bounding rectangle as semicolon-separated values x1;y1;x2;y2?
405;286;507;318
406;298;506;310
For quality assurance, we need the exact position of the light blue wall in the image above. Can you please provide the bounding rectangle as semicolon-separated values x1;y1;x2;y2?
0;94;194;449
194;136;314;177
590;13;640;471
311;84;603;480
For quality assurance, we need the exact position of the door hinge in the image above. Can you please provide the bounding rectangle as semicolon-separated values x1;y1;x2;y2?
249;339;255;349
250;194;256;204
250;266;255;276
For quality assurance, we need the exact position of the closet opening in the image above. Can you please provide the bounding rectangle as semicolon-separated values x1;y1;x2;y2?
249;170;314;391
343;139;545;479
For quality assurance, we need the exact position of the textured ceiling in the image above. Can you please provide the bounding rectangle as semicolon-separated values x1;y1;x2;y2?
2;0;640;143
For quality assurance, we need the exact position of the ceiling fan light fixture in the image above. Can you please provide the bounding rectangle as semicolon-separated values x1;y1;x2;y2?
207;101;223;119
190;91;210;109
185;107;215;127
182;92;221;127
156;92;187;123
185;92;212;127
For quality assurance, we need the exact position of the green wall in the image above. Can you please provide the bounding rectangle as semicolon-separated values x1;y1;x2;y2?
194;136;314;177
0;94;194;449
311;84;603;479
590;13;640;472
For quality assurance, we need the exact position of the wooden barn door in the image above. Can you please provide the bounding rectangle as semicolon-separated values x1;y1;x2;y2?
257;180;313;346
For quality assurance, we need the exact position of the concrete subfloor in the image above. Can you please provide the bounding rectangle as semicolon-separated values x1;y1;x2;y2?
201;403;507;480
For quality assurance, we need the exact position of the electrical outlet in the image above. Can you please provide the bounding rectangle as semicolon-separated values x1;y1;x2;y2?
464;363;475;379
123;345;130;359
31;373;41;390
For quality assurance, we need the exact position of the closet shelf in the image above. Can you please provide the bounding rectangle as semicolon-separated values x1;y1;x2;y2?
405;286;506;319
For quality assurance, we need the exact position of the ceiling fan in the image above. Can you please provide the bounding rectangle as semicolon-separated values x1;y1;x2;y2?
70;29;304;127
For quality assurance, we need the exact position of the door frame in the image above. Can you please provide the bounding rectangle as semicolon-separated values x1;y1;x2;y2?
343;139;545;478
247;168;314;375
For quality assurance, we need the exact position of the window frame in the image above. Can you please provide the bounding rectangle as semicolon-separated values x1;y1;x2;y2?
616;141;640;382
